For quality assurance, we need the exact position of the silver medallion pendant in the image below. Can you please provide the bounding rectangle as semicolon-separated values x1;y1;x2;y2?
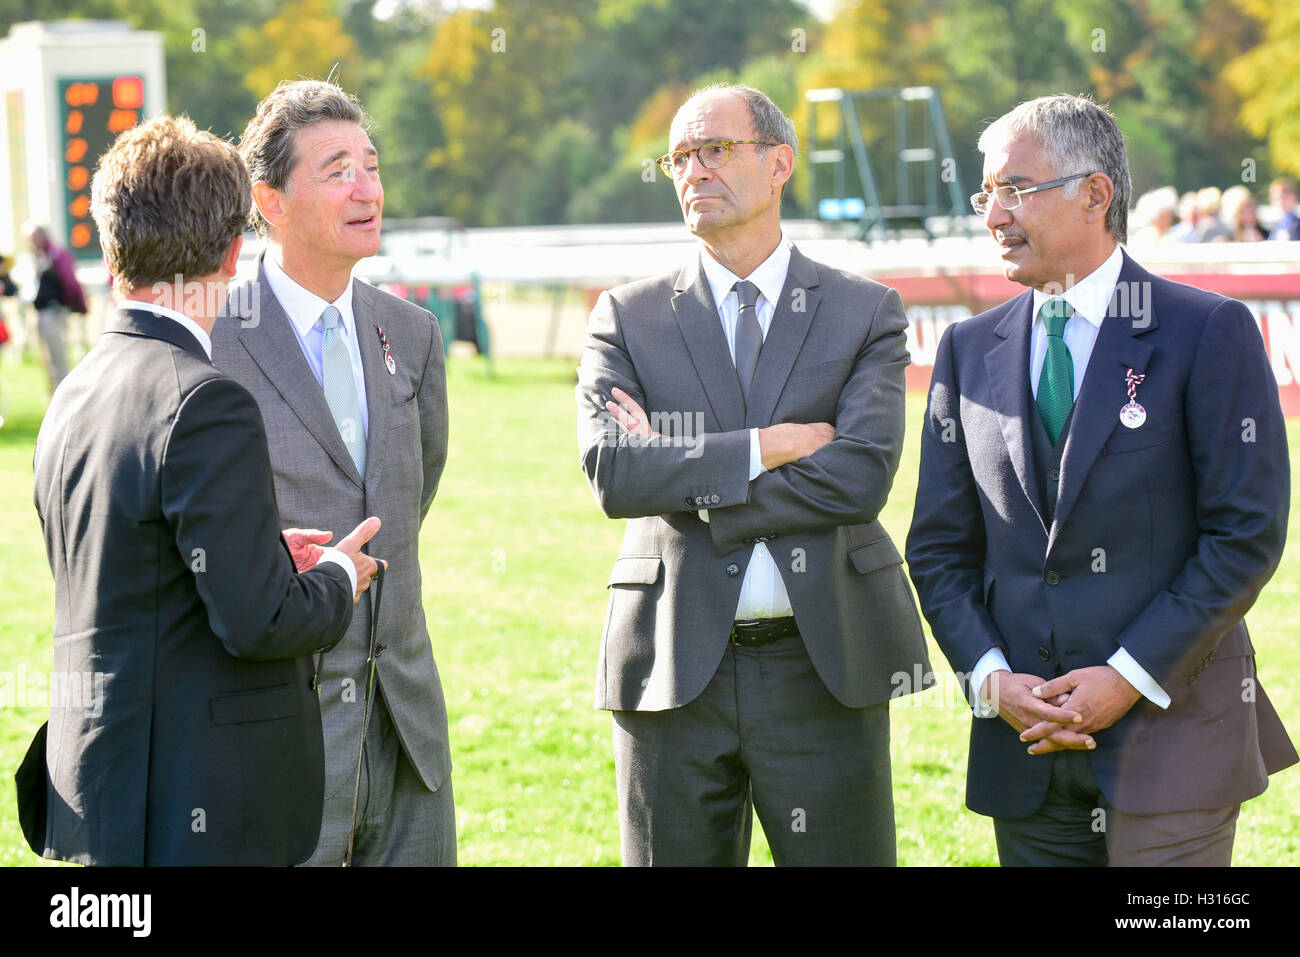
1119;401;1146;429
384;352;396;375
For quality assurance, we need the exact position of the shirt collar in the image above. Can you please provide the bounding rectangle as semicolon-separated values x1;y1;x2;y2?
117;298;212;360
263;251;356;338
1031;243;1124;330
700;234;792;313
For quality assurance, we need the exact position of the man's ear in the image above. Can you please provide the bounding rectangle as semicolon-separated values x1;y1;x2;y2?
252;181;288;232
768;144;795;193
221;233;243;279
1083;172;1115;227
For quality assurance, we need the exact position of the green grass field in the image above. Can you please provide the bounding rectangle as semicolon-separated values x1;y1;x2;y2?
2;354;1297;866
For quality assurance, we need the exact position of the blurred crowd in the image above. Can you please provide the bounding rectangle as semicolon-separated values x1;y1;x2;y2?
1130;176;1300;245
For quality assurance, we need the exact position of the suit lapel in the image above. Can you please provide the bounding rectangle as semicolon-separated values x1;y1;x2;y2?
745;247;820;429
671;257;746;432
234;261;363;488
1050;254;1157;547
353;281;390;490
986;293;1049;535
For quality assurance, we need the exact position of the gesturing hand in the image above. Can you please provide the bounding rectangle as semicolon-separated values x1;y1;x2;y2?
982;670;1095;755
334;516;387;603
282;528;332;572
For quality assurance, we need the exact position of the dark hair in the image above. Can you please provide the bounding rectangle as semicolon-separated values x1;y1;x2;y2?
239;80;369;237
91;115;250;290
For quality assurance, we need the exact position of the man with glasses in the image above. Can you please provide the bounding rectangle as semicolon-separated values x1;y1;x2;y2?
907;94;1295;865
577;83;930;865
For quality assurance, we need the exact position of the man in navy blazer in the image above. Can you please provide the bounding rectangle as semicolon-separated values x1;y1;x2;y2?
27;115;380;865
906;94;1296;865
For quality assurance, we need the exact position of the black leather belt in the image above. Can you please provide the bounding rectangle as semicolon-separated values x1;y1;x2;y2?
729;616;799;647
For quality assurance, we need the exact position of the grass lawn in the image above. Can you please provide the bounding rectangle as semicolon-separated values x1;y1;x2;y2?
1;353;1297;866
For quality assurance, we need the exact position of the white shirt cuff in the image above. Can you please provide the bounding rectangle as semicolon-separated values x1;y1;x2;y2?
317;546;357;597
1108;648;1170;709
971;648;1011;718
748;428;766;481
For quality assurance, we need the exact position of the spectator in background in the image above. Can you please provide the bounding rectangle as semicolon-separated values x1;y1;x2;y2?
1268;177;1300;241
27;225;88;393
1165;191;1196;242
1220;185;1264;242
1130;186;1179;245
1190;187;1232;243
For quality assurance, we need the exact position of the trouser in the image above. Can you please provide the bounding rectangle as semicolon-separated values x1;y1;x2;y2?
613;635;895;866
993;749;1239;866
38;304;69;389
302;684;456;867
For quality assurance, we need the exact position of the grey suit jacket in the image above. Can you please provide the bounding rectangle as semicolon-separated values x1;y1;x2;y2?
578;245;931;712
212;262;451;798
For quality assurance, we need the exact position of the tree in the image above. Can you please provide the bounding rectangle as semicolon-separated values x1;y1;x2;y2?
1225;0;1300;177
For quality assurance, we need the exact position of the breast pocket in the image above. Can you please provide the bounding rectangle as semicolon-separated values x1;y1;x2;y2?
390;388;418;430
1103;423;1173;456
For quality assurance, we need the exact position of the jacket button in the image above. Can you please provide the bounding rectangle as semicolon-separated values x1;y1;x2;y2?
1048;468;1060;482
1038;647;1050;661
710;493;720;504
684;497;694;507
1045;570;1061;585
695;496;705;506
726;563;740;577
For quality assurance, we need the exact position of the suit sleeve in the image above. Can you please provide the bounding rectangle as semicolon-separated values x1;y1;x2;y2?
1113;298;1289;695
905;321;1009;680
417;307;449;523
161;375;354;661
705;286;909;551
576;289;751;519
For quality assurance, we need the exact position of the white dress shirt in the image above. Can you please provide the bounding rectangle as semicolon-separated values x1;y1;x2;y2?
263;254;370;435
971;244;1169;716
697;238;795;620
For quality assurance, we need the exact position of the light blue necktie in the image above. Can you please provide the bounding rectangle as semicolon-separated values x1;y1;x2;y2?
321;305;366;475
733;280;762;408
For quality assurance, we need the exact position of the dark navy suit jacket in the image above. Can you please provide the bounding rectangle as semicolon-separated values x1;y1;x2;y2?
906;251;1296;818
30;308;353;864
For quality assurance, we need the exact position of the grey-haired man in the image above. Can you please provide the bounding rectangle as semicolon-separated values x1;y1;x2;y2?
578;83;929;865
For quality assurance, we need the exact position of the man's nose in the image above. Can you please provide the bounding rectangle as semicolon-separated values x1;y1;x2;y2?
984;192;1012;229
351;166;381;200
682;150;712;183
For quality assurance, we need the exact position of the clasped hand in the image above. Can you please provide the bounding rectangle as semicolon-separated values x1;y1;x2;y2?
985;666;1142;755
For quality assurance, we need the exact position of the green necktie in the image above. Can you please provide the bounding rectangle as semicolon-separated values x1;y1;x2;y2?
1036;299;1074;444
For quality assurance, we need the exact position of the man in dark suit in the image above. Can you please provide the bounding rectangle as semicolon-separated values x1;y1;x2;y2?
213;80;454;866
577;83;930;866
27;115;381;866
906;94;1296;865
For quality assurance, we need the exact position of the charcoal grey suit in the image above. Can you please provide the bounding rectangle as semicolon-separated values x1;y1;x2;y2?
577;245;931;864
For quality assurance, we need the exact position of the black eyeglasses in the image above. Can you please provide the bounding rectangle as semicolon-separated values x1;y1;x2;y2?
970;172;1097;215
657;140;779;177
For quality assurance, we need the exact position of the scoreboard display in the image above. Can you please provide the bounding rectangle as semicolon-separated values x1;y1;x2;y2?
58;75;143;260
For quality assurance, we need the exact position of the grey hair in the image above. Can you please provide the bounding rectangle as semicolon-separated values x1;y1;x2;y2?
978;94;1130;244
239;79;369;237
687;82;799;159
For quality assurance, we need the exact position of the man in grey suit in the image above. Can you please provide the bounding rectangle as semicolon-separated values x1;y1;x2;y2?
577;83;930;865
212;80;454;866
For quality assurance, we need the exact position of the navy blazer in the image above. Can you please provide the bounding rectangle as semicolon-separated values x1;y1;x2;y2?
906;251;1296;817
30;308;353;864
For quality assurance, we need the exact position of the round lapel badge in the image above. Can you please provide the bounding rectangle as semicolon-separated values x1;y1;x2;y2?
1119;401;1146;429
